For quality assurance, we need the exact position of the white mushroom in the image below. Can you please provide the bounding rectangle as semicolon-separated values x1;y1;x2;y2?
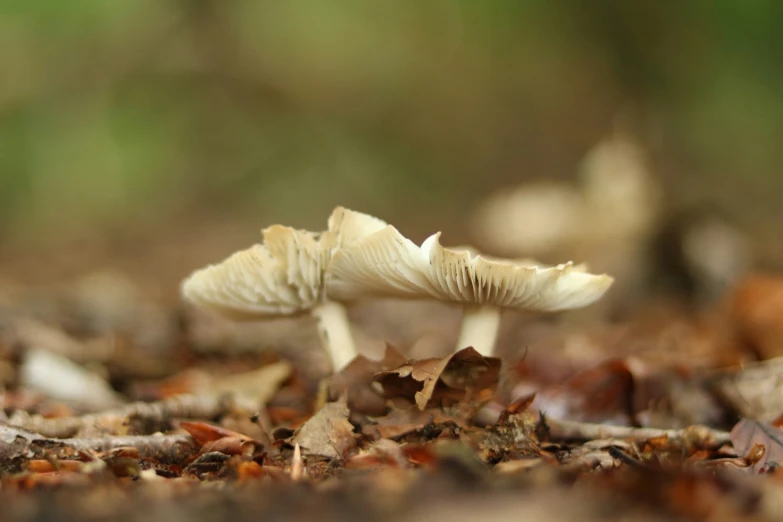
181;207;388;372
326;226;614;357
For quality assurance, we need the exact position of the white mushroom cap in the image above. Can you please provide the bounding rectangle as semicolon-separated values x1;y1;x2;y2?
181;207;392;318
181;226;329;317
327;226;613;312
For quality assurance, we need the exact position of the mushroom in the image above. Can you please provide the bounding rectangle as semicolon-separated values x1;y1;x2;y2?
181;207;388;372
326;225;614;357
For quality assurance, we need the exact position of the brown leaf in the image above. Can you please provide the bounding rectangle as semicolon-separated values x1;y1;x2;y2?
345;439;407;469
234;459;265;480
531;359;635;424
329;343;406;415
25;460;82;473
199;437;262;458
731;274;783;360
179;421;264;458
709;357;783;422
291;396;355;459
179;421;253;445
374;347;501;411
730;418;783;472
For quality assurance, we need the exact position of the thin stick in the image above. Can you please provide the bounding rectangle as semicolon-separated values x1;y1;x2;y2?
0;423;197;465
541;416;732;450
5;394;231;439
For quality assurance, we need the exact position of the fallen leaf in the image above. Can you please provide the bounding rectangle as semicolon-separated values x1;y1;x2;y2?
368;409;465;441
730;418;783;472
731;274;783;359
209;361;293;410
708;357;783;422
291;396;355;459
25;459;82;473
179;421;265;458
345;439;407;470
179;421;252;445
531;359;635;424
374;347;501;410
234;459;265;480
199;437;262;458
329;343;406;416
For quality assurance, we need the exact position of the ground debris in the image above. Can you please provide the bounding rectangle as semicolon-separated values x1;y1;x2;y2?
290;396;356;459
5;394;233;438
540;416;732;452
374;347;501;411
5;268;783;522
0;422;196;473
730;418;783;472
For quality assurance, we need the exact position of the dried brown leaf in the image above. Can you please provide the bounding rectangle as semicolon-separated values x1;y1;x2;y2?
329;343;406;415
709;357;783;422
178;421;252;445
532;359;634;424
291;396;355;459
730;418;783;472
374;347;501;411
731;274;783;359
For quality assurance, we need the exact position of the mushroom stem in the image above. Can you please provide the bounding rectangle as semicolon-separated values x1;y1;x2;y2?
456;304;502;356
312;300;358;372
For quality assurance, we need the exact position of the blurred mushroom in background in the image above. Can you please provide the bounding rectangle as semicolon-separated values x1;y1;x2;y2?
468;126;662;317
650;205;753;306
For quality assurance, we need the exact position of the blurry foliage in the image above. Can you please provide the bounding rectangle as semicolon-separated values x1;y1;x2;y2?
1;1;782;249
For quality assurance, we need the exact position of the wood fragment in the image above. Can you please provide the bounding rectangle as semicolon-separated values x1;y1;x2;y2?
540;416;731;450
5;394;232;438
0;423;197;473
290;443;304;481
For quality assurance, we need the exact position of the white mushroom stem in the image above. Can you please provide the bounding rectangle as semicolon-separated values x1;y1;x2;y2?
311;300;358;372
456;304;502;356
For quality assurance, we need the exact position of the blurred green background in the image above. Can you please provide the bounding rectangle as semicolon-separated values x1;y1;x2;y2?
1;1;782;285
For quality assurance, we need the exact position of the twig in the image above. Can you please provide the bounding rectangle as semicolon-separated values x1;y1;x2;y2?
540;416;732;451
0;423;197;472
5;394;232;438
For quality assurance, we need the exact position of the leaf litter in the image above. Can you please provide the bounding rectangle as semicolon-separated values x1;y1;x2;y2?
5;270;783;521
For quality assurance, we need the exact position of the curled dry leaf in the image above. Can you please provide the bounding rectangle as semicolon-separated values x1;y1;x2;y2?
367;409;466;441
731;274;783;359
709;356;783;423
291;396;355;459
345;439;408;470
531;359;635;425
329;343;406;416
374;347;501;411
730;419;783;473
179;421;264;458
207;360;293;411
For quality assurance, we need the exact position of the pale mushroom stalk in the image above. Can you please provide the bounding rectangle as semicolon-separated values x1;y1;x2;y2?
455;304;502;356
311;300;357;372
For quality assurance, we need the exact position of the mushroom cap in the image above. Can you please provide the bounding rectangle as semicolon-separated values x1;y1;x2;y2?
181;207;391;317
326;226;614;312
181;226;329;317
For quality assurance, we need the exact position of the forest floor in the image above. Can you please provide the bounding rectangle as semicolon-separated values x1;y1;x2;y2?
2;266;783;522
